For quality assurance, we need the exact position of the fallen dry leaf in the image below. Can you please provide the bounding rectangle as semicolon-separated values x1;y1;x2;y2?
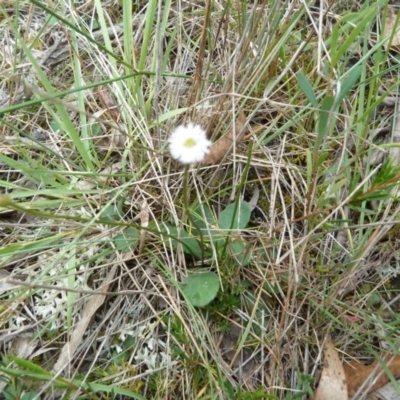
0;0;19;6
344;353;400;396
0;270;20;293
11;334;37;358
383;6;400;52
203;112;247;164
99;161;123;178
53;266;117;373
370;379;400;400
97;86;120;122
75;180;96;190
75;161;123;190
314;336;348;400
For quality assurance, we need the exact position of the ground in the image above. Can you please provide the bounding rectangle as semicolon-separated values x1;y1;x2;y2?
1;1;400;399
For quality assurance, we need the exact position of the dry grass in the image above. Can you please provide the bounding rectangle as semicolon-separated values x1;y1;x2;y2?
1;1;400;399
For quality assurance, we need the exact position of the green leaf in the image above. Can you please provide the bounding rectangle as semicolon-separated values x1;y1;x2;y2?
17;38;95;171
347;204;377;215
190;203;216;231
263;281;281;296
151;107;189;126
1;357;146;399
317;96;335;147
218;201;251;231
182;272;220;307
70;380;146;399
324;177;348;198
21;393;39;400
159;223;202;259
331;7;375;68
8;356;49;375
306;149;312;187
296;72;318;108
190;203;223;244
372;159;400;185
114;227;140;252
178;228;203;259
317;152;329;168
336;65;362;106
102;203;122;222
46;15;59;26
228;239;251;266
89;122;102;136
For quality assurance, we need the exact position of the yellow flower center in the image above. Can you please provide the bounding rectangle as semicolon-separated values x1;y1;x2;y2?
183;138;197;148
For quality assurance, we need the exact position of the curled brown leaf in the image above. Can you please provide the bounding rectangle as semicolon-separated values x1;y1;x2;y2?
314;336;348;400
383;6;400;52
344;353;400;396
203;112;247;164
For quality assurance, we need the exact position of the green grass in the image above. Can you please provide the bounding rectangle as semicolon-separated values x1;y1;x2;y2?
2;0;400;398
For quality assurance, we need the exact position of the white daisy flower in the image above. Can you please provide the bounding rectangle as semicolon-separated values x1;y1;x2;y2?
168;122;211;164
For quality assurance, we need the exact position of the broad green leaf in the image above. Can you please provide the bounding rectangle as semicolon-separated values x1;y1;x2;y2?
178;228;203;259
114;227;140;252
21;392;38;400
190;203;222;243
101;203;122;222
89;123;102;136
228;239;251;266
182;272;220;307
190;203;216;231
159;223;202;259
218;201;251;231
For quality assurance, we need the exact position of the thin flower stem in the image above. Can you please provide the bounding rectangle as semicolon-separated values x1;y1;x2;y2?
183;166;205;264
